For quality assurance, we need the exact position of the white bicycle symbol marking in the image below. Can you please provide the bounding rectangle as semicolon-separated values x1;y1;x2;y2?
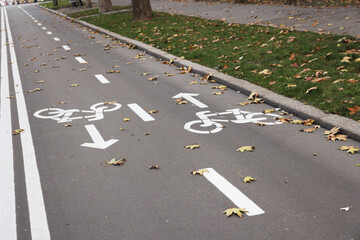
33;102;121;123
184;108;283;134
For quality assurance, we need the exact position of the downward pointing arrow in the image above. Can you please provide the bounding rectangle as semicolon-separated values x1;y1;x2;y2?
172;93;208;109
81;124;118;149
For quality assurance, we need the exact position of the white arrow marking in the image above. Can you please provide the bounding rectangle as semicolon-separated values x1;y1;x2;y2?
203;168;265;216
81;124;118;149
172;93;208;108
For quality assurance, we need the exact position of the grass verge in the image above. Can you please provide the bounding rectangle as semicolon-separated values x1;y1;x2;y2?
82;11;359;121
67;5;131;18
40;0;72;10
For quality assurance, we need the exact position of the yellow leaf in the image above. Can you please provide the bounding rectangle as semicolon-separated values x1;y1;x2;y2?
340;56;351;63
243;176;256;183
291;120;304;124
222;208;248;218
27;88;42;93
263;109;275;114
247;91;259;100
123;118;130;122
305;86;317;94
189;81;198;85
12;129;24;135
191;168;209;176
212;91;224;95
259;69;272;75
328;134;347;141
303;119;315;126
338;146;359;154
287;84;297;88
354;58;360;62
71;84;79;87
324;127;340;135
185;144;201;150
236;146;255;152
148;110;159;114
148;77;157;81
105;158;126;166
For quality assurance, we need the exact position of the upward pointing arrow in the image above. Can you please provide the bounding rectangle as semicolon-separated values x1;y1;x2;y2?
172;93;208;109
81;124;118;149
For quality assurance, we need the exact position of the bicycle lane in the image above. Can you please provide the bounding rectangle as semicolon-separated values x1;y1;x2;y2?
8;5;360;240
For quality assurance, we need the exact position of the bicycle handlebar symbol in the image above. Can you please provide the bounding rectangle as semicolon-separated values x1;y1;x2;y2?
33;102;121;123
184;108;282;134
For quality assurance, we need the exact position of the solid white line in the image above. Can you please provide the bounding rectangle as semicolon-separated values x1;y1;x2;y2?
203;168;265;216
53;37;60;41
127;104;155;122
75;56;88;64
42;27;47;30
62;45;71;51
5;8;51;239
94;74;110;84
47;31;52;35
0;8;17;240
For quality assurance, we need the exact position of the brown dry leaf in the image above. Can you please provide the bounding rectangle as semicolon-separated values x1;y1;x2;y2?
185;144;201;150
347;106;360;115
64;124;72;127
107;70;120;73
275;117;293;123
149;165;159;170
104;101;119;105
125;62;133;65
189;81;198;85
12;129;24;135
57;101;68;104
300;125;320;133
256;122;266;126
287;84;297;88
148;77;157;81
175;98;188;105
212;92;224;95
78;68;86;71
222;208;248;218
328;134;347;141
148;110;159;114
27;88;42;93
303;119;315;126
247;91;259;100
305;86;317;94
191;168;209;176
289;53;296;60
35;80;45;83
324;127;340;136
105;158;126;166
238;102;249;106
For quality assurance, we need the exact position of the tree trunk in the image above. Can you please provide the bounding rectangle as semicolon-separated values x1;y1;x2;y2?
132;0;153;22
86;0;92;8
53;0;58;6
98;0;113;13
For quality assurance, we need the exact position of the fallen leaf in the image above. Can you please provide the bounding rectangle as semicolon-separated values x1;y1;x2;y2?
287;84;297;88
191;168;209;176
289;53;296;60
35;80;45;83
243;176;256;183
13;129;24;135
141;72;150;76
123;118;130;122
328;134;347;141
149;165;159;170
259;69;272;75
222;208;248;218
256;122;266;126
300;125;320;133
340;207;351;211
144;132;150;135
57;101;68;104
104;101;119;105
236;146;255;152
27;88;42;93
212;92;224;95
275;117;293;123
338;146;359;154
107;70;120;73
189;81;198;85
303;119;315;126
247;91;259;100
148;110;159;114
291;120;304;124
105;158;126;166
70;84;79;87
340;56;351;63
64;124;72;127
185;144;201;150
347;106;360;115
305;86;317;94
263;109;275;114
324;127;340;135
148;77;157;81
78;68;86;71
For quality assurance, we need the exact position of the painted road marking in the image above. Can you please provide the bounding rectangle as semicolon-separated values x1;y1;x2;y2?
47;31;52;35
81;124;119;149
34;20;38;23
0;8;17;240
172;93;208;109
62;45;71;51
38;23;42;26
127;103;155;122
53;37;60;41
203;168;265;216
31;17;34;19
75;56;88;64
42;27;47;30
94;74;110;84
5;8;51;239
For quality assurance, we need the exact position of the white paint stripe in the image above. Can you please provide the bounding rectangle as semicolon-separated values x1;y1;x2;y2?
42;27;47;30
75;56;88;64
38;23;42;26
53;37;60;41
0;8;17;240
127;104;155;122
62;45;71;51
31;17;34;19
94;74;110;84
34;20;38;23
5;8;51;239
203;168;265;216
47;31;52;35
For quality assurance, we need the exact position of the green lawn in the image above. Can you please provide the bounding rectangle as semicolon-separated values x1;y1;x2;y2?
67;5;131;18
81;11;359;121
40;0;72;10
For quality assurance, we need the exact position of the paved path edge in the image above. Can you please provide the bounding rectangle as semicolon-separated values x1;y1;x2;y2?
38;5;360;142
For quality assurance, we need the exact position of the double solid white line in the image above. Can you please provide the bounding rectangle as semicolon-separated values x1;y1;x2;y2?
1;8;51;240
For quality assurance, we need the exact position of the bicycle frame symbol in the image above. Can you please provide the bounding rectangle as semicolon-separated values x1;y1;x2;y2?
33;102;121;123
184;109;282;134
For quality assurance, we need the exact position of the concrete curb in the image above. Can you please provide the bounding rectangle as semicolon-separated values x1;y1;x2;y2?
38;5;360;142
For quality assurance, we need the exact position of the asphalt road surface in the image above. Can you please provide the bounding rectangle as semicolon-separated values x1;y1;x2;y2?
1;4;359;240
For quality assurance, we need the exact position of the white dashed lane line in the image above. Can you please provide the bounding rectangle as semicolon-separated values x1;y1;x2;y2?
94;74;110;84
42;27;47;30
62;45;71;51
203;168;265;216
47;31;52;35
53;37;60;41
75;56;88;64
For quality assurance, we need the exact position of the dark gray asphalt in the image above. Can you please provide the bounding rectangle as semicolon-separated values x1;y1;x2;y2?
2;4;360;240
